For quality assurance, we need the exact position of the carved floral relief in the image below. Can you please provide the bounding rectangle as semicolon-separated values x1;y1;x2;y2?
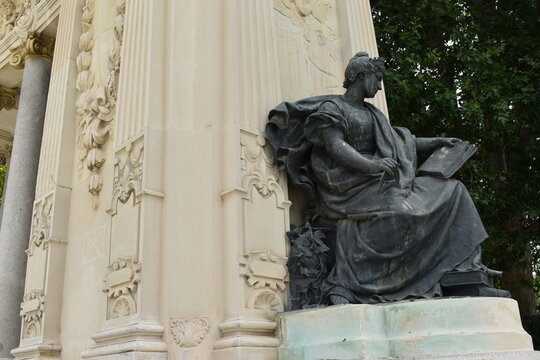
169;318;209;348
75;0;127;208
110;137;143;214
240;132;284;200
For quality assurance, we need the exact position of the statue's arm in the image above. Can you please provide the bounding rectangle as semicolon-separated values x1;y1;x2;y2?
416;137;460;154
321;127;398;175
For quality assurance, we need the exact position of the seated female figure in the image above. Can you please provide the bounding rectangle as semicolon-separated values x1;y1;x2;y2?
267;52;501;306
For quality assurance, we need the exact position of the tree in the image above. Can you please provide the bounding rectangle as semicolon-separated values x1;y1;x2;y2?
371;0;540;314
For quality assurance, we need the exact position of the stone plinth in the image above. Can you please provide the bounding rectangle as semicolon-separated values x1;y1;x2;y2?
278;297;538;360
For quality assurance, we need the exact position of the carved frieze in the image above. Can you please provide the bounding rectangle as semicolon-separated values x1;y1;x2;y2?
0;86;19;110
240;131;284;200
26;194;53;256
169;317;209;348
9;31;54;69
75;0;127;208
103;257;141;320
20;289;45;338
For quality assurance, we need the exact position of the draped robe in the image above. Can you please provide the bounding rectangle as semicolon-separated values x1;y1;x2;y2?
266;95;487;304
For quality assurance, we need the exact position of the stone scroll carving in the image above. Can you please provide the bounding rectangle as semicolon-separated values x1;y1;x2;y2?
169;317;209;348
10;31;54;69
75;0;127;208
20;289;45;338
0;86;19;110
103;257;141;320
240;250;288;312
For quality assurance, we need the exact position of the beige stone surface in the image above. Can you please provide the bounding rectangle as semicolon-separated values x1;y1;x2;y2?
0;1;407;359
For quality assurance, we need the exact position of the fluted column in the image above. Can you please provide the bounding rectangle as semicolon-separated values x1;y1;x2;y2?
0;33;53;358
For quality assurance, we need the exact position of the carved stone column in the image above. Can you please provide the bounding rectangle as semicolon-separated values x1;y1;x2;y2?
0;32;53;358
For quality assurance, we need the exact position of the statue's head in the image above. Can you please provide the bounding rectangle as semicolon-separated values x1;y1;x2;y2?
343;52;385;94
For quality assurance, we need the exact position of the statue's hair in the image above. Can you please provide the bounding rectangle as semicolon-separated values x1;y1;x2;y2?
343;51;385;89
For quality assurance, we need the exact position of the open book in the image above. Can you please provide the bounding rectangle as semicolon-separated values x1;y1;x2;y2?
417;141;477;179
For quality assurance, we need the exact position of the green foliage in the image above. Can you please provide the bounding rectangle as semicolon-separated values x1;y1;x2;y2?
371;0;540;312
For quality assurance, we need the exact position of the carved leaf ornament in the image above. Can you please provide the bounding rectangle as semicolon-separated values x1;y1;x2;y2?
169;318;209;348
76;0;126;208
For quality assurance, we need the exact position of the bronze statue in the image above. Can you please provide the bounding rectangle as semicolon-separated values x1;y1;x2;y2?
266;52;508;308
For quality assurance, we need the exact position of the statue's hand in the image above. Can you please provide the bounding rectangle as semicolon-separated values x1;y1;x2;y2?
372;158;398;176
437;137;460;148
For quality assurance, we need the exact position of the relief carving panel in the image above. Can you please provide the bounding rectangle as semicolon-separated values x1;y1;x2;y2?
273;0;344;98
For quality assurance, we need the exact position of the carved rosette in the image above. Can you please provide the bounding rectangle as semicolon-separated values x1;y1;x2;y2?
20;289;45;338
240;132;283;200
0;86;19;110
240;249;288;312
75;0;127;208
9;31;54;69
169;318;209;348
110;138;143;214
26;194;53;256
103;257;141;320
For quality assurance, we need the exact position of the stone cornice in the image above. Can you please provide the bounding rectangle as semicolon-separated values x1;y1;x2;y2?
9;31;54;69
0;86;19;110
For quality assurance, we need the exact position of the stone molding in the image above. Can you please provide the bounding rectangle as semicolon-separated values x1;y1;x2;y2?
75;0;126;208
0;85;19;110
9;31;54;69
169;317;210;348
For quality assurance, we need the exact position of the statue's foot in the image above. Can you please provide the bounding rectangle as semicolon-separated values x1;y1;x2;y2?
330;295;350;305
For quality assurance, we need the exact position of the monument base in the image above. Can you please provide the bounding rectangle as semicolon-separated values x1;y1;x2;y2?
278;297;538;360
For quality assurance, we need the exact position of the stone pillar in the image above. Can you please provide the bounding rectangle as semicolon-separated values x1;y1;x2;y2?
0;34;52;357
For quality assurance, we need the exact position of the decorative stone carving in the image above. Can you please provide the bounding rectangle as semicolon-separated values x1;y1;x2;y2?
75;0;127;208
26;194;53;256
240;250;288;291
110;138;143;215
273;0;343;96
169;317;209;348
9;31;54;69
240;132;284;200
0;143;12;165
0;0;42;40
103;257;141;320
247;288;284;312
20;289;45;338
0;86;19;110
